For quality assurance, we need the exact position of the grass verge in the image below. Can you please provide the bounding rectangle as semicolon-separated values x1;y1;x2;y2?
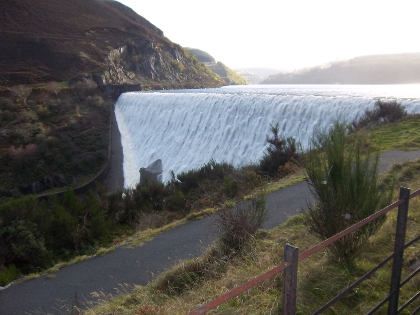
352;116;420;151
86;159;420;314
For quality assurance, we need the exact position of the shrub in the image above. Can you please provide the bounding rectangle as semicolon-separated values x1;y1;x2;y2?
0;191;115;276
137;181;166;212
351;100;407;131
0;219;51;272
107;190;139;225
175;160;234;193
217;194;266;254
259;123;298;177
223;176;238;198
0;264;20;286
304;122;392;264
165;190;186;212
85;192;109;243
153;247;225;295
107;181;169;226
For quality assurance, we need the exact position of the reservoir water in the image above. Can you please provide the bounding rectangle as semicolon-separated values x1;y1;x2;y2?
115;84;420;187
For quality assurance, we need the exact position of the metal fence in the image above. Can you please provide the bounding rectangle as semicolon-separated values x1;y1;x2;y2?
189;187;420;314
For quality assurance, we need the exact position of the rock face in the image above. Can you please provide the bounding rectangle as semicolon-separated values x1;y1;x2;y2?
0;0;224;89
140;159;162;184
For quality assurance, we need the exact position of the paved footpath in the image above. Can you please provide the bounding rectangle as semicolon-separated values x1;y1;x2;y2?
1;150;419;314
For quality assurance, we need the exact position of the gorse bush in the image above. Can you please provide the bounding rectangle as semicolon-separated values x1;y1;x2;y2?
351;100;407;131
217;194;266;254
174;160;234;193
108;181;169;225
105;160;261;226
0;191;111;276
304;122;392;264
260;123;299;177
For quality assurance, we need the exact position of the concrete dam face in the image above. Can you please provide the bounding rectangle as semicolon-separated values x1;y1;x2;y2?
115;85;420;187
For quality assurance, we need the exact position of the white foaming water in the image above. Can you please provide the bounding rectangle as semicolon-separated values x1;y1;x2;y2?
116;85;420;187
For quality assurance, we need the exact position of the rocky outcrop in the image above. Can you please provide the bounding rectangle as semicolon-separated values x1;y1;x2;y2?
98;39;223;91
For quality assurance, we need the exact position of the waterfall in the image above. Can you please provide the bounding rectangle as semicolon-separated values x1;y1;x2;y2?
115;85;420;187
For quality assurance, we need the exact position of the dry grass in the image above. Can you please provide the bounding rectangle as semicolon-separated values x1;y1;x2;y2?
86;159;420;315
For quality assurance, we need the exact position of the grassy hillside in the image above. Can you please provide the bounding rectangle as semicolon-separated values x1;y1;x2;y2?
85;118;420;314
185;48;248;85
0;83;112;197
207;62;248;85
353;116;420;152
184;48;216;63
86;159;420;314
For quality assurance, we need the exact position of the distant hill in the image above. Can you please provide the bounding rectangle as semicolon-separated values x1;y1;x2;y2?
236;68;281;84
185;48;247;85
184;48;215;63
0;0;224;90
263;53;420;84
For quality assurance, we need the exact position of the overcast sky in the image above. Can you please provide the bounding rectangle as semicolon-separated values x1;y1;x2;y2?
118;0;420;71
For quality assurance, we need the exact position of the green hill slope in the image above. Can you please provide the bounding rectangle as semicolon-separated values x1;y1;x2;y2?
185;48;247;85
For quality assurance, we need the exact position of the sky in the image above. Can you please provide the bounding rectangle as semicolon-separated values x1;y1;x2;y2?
118;0;420;71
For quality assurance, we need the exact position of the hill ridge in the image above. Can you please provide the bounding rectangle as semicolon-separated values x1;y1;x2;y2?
263;52;420;84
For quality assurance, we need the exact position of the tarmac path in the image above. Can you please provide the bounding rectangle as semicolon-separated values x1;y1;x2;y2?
0;150;419;314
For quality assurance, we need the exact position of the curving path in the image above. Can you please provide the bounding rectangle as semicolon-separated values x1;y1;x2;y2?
0;150;419;314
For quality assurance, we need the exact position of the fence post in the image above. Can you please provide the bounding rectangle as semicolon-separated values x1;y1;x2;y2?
388;187;410;315
282;243;299;315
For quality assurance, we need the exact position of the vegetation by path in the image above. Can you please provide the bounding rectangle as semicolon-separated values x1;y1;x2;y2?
87;158;420;315
1;115;419;285
1;112;419;313
0;150;418;315
0;172;303;289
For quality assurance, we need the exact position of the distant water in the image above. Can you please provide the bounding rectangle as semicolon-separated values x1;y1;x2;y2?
115;84;420;187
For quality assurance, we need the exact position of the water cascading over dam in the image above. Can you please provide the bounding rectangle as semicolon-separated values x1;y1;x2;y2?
115;85;420;187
